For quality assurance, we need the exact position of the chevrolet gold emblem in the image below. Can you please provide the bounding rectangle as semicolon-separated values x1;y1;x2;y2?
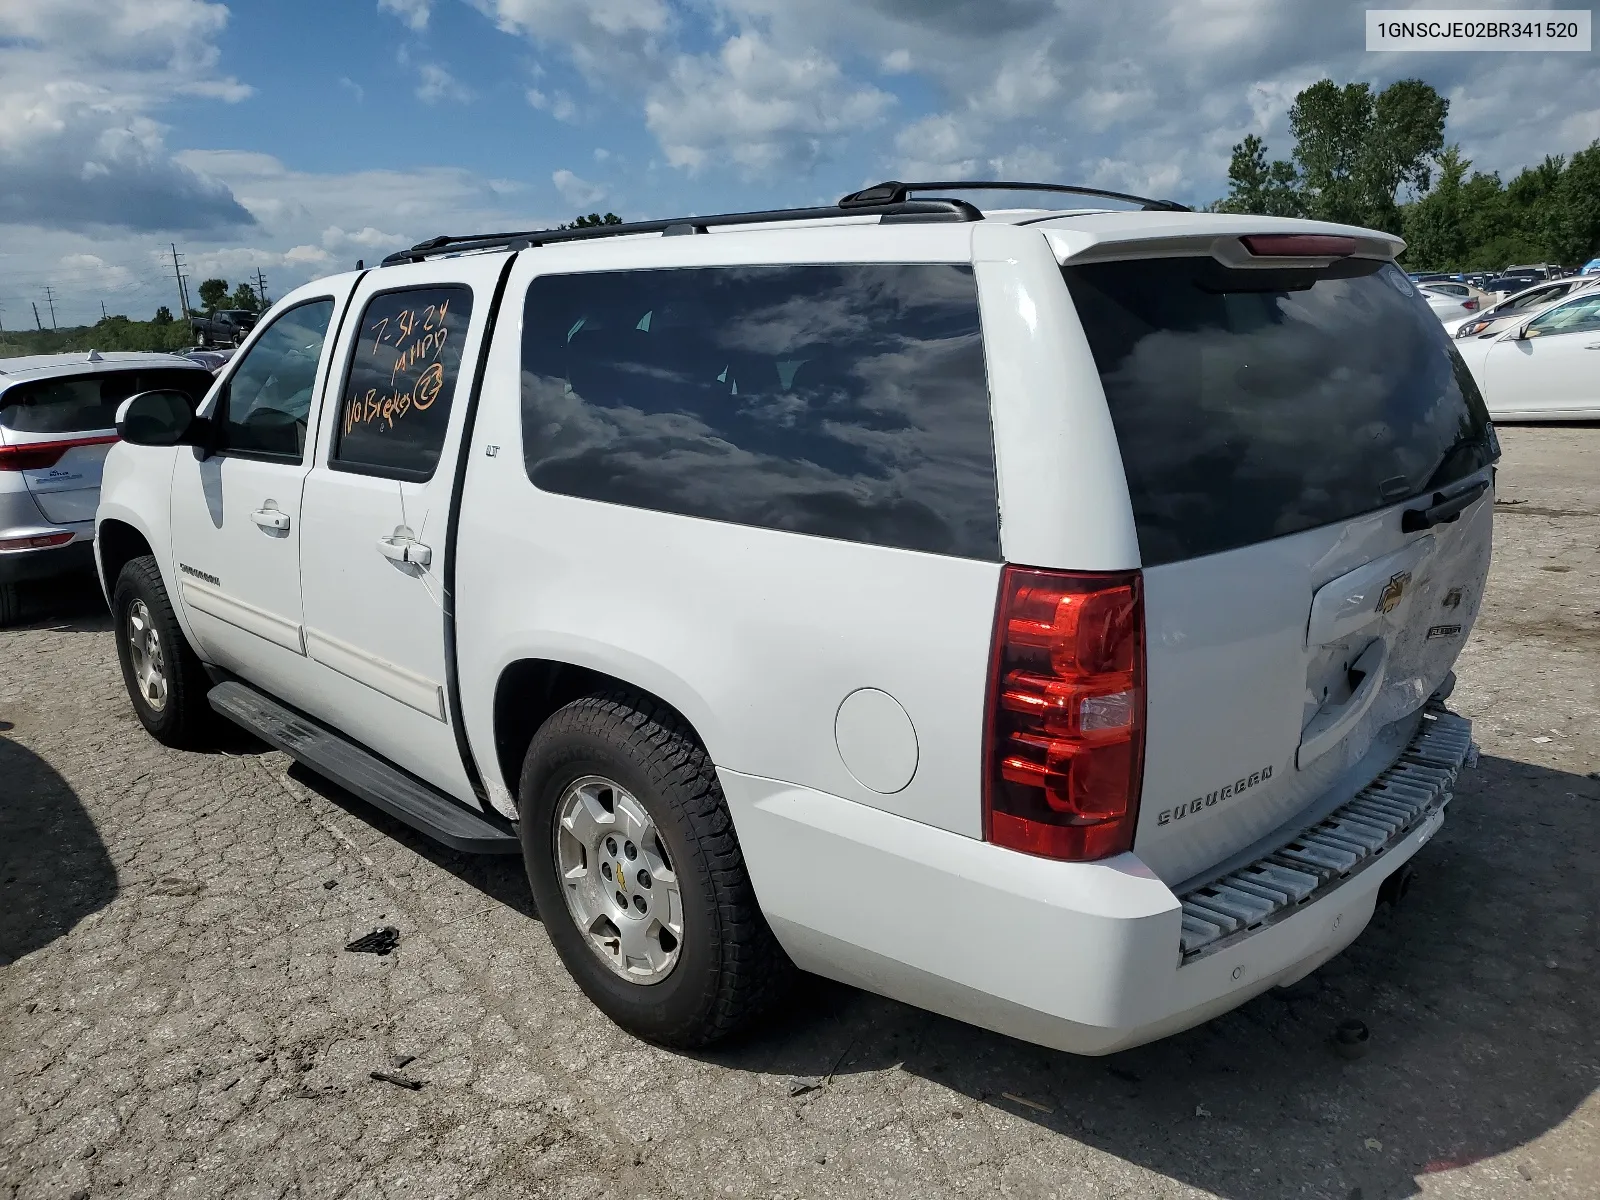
1376;571;1411;615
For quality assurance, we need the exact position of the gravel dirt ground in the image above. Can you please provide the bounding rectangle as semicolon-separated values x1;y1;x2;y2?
2;425;1596;1200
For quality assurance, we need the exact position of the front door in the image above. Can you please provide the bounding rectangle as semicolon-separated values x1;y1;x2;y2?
168;293;347;702
297;259;505;804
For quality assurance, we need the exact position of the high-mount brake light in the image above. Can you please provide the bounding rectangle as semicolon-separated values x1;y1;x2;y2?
983;567;1146;861
0;435;118;472
1240;234;1356;258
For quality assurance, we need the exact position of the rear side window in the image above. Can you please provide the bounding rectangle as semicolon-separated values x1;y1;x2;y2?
1064;257;1494;566
0;367;211;434
520;264;998;560
334;286;474;480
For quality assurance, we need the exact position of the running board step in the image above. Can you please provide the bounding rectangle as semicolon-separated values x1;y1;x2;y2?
208;681;521;855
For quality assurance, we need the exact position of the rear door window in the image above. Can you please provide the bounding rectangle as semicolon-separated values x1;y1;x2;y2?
1064;257;1494;566
332;286;473;480
0;367;212;434
519;264;999;560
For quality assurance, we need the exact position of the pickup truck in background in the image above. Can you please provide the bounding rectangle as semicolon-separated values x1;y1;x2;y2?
188;309;258;347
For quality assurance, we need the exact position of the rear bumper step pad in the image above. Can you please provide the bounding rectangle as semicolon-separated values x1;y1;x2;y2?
208;680;521;855
1177;709;1474;961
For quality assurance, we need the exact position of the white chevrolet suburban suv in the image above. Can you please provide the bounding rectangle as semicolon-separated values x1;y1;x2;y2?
97;181;1494;1054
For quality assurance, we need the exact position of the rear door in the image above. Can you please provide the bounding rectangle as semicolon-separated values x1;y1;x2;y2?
0;366;210;525
1063;252;1497;884
296;259;505;803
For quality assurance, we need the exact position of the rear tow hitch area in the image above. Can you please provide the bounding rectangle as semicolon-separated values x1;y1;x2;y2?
1377;862;1416;908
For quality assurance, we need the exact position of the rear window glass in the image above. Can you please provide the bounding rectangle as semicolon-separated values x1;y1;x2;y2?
0;367;212;434
1064;257;1493;566
520;264;999;560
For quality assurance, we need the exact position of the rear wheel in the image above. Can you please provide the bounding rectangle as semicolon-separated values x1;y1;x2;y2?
112;556;215;748
518;690;790;1047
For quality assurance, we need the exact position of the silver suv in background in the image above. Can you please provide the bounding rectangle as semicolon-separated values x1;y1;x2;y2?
0;352;212;624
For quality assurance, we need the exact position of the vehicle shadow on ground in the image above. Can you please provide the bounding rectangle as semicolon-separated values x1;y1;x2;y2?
0;734;118;965
283;761;536;918
8;574;111;634
701;753;1600;1200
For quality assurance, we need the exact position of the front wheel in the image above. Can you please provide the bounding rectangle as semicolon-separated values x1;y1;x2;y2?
518;691;791;1048
112;556;215;748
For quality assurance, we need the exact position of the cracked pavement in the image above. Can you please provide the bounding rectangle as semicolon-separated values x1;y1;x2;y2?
3;425;1598;1200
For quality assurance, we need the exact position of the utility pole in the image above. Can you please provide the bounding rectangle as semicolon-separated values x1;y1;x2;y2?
42;286;58;330
100;300;108;321
171;243;190;317
33;302;43;331
254;267;270;306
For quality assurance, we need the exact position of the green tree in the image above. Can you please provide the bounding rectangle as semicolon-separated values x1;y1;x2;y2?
558;212;623;229
153;306;173;324
197;278;230;311
1218;134;1302;216
229;282;260;311
1288;78;1446;230
1400;145;1470;268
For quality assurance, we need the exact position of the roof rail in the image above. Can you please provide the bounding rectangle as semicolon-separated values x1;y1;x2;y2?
839;180;1190;213
381;195;982;266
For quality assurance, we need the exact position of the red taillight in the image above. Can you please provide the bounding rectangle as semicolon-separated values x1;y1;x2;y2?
0;532;75;551
983;566;1146;861
0;435;118;472
1462;298;1478;310
1240;234;1356;258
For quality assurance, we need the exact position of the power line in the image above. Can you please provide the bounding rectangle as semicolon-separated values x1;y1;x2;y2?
42;286;58;330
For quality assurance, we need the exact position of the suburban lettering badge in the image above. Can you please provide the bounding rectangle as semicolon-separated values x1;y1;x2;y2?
1157;765;1274;825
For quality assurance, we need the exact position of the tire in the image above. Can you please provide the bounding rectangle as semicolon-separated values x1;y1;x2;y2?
0;581;22;627
518;690;791;1048
112;556;215;749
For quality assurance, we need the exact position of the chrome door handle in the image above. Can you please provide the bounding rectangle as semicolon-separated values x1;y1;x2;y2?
376;535;432;567
1583;342;1600;349
250;508;291;531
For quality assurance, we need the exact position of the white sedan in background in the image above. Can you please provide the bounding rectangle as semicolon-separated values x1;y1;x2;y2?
1458;290;1600;420
1419;282;1488;322
1452;276;1600;339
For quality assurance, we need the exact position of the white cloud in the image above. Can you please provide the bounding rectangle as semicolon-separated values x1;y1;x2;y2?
474;0;674;82
645;32;893;175
527;88;578;122
552;168;606;207
0;0;254;232
339;76;366;102
881;49;912;74
378;0;432;31
416;63;472;104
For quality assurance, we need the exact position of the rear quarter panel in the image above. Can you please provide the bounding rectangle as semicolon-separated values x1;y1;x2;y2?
454;230;1005;834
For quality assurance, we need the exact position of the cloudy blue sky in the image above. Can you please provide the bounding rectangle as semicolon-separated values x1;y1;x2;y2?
1;0;1596;327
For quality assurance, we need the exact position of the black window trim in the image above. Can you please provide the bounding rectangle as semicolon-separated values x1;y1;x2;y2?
325;281;477;484
210;294;340;466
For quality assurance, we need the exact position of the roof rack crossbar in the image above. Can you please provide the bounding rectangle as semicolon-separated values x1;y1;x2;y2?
381;197;982;265
839;180;1190;213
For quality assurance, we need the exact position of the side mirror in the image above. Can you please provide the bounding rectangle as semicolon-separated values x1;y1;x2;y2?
1516;321;1537;340
116;390;198;447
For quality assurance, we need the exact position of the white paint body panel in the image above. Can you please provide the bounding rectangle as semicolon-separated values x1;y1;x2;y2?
295;257;507;803
105;209;1493;1056
723;766;1443;1055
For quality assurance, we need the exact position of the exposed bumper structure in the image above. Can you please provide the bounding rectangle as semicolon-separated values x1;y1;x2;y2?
722;708;1473;1056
